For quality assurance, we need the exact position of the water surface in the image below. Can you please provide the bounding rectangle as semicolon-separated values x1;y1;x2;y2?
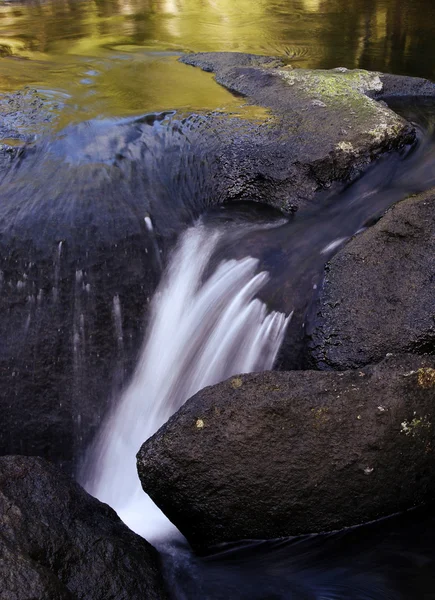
1;0;434;125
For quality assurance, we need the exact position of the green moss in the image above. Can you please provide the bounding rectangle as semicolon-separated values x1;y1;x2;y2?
400;412;431;437
279;68;383;99
278;67;405;144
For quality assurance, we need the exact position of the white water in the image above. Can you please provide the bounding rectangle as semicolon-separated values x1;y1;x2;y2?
83;224;291;541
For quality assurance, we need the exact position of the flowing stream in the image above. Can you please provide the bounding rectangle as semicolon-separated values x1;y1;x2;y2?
82;223;290;540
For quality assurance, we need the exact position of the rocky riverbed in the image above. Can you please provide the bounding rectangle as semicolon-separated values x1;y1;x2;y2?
1;52;434;598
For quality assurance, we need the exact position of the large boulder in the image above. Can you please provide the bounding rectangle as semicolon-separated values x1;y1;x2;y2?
308;188;435;370
0;455;167;600
138;354;435;549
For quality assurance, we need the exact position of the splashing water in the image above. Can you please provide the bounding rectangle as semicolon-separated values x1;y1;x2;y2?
82;224;291;541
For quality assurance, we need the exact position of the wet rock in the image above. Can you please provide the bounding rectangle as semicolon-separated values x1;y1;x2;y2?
374;73;435;98
0;88;58;169
0;455;167;600
138;354;435;549
0;221;161;470
308;188;435;370
181;51;284;73
0;116;171;469
180;52;420;212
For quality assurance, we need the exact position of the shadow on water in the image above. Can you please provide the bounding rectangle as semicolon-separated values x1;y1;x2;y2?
161;505;435;599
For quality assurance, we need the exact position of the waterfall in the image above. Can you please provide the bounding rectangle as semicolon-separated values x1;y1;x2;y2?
82;224;291;541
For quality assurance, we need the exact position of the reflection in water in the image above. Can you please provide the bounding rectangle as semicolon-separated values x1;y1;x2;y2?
0;0;435;124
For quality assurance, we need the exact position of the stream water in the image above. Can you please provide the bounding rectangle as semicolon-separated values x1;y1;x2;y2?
2;1;435;598
83;222;290;540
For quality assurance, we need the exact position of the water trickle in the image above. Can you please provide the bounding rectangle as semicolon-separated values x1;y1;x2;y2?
52;241;63;302
112;294;124;348
145;213;163;273
83;224;291;541
144;215;154;232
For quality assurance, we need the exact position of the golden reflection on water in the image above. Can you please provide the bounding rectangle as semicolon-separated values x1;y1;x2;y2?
0;0;434;123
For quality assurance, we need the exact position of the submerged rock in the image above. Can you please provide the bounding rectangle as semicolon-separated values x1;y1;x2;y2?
0;455;167;600
138;354;435;549
308;188;435;370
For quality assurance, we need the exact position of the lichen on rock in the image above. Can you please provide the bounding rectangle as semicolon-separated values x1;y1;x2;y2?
277;68;405;147
417;368;435;389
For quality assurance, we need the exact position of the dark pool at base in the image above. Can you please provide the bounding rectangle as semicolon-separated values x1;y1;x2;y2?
160;504;435;599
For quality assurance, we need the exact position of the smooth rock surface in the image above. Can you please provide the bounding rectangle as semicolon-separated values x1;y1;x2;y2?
138;354;435;549
308;188;435;370
0;455;167;600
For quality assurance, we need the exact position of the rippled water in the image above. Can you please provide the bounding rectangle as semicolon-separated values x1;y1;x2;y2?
1;0;434;125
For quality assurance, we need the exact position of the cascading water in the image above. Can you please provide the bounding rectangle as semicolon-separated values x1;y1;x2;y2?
83;223;291;541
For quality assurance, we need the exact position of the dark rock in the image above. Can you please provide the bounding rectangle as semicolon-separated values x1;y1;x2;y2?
0;232;159;471
375;73;435;99
308;188;435;370
0;455;167;600
0;115;180;469
181;53;418;212
138;354;435;549
180;51;284;73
